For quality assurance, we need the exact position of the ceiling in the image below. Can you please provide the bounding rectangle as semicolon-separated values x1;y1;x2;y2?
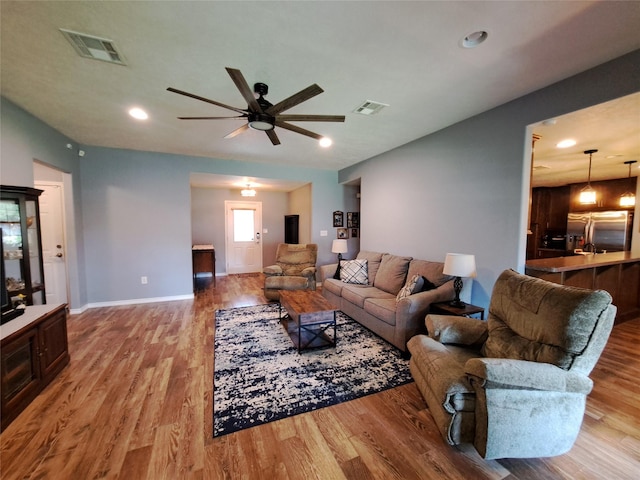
1;1;639;192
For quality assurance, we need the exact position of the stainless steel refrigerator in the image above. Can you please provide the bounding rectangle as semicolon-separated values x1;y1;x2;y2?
566;211;633;252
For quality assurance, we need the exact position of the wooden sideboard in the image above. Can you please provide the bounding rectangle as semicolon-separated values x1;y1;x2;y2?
525;252;640;324
1;303;69;431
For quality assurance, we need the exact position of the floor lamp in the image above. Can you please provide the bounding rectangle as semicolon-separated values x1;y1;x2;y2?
332;239;348;279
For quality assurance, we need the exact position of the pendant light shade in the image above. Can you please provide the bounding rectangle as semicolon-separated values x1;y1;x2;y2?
241;184;256;197
620;160;637;207
579;149;598;205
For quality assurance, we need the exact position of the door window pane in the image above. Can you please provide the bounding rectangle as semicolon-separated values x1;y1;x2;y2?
234;209;254;242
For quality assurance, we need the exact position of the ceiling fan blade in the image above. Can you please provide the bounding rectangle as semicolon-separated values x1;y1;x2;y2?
167;87;246;114
224;124;250;139
276;114;345;123
275;121;323;141
225;68;263;113
177;116;247;120
266;130;281;146
267;84;324;116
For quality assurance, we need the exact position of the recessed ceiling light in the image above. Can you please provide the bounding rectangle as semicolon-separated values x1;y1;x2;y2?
460;30;488;48
129;107;148;120
556;139;576;148
319;137;332;148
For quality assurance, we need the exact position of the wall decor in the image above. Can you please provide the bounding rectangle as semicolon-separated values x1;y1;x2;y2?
333;211;344;227
337;228;348;239
351;229;358;238
347;212;359;228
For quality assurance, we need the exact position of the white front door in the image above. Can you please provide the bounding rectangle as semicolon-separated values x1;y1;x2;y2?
225;201;263;274
35;182;69;305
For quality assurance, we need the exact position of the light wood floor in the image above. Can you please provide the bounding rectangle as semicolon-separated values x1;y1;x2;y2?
1;274;639;479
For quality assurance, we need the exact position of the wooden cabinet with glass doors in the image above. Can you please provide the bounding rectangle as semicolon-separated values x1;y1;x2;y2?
1;186;45;306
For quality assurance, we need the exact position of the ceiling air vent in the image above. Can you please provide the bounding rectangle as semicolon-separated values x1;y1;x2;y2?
60;29;127;65
353;100;389;115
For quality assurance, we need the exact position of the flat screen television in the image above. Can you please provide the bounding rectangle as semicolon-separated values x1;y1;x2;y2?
1;228;25;324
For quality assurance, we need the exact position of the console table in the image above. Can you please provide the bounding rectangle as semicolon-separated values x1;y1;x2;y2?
1;303;69;431
192;245;215;290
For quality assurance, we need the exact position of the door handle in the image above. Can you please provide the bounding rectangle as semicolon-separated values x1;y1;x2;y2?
56;253;63;258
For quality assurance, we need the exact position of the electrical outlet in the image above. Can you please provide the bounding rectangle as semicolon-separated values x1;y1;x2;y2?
141;276;148;284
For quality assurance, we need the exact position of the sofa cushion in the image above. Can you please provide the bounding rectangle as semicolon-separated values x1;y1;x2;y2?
342;284;394;309
396;274;425;302
364;297;397;326
340;259;368;284
356;251;384;285
374;254;412;295
407;259;451;287
323;278;344;297
482;269;613;371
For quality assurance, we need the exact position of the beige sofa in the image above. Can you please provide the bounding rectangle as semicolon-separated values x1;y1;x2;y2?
320;251;455;352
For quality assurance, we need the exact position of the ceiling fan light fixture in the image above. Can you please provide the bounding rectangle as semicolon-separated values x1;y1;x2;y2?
248;112;275;131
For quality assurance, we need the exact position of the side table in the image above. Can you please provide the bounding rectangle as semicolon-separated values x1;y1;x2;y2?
430;301;485;320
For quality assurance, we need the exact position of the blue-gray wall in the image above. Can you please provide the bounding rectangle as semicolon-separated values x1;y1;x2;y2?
2;49;638;310
341;49;640;307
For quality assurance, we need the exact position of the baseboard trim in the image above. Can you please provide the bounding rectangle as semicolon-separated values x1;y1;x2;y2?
72;294;194;313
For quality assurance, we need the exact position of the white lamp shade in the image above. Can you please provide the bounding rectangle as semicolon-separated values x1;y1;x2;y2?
332;239;348;254
443;253;477;278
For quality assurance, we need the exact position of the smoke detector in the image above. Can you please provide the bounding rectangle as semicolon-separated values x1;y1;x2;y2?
353;100;388;115
60;29;127;65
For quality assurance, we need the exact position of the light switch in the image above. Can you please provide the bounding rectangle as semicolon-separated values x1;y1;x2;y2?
320;230;328;236
263;228;268;234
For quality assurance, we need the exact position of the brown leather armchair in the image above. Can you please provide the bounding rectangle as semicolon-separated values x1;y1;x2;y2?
263;243;318;301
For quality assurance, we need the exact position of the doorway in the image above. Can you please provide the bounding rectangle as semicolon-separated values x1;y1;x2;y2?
225;201;263;274
35;181;69;305
285;215;299;244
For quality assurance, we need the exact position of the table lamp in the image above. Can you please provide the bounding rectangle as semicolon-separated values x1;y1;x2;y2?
443;253;477;308
332;239;348;279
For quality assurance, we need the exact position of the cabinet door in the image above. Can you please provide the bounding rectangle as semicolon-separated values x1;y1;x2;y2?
39;309;69;384
1;328;42;431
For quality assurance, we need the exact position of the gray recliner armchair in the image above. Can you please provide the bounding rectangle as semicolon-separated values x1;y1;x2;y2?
408;269;616;460
263;243;318;301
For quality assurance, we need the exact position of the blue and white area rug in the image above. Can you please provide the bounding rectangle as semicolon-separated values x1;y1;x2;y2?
213;303;412;437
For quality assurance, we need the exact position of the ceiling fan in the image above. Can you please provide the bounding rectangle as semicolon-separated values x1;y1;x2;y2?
167;67;345;146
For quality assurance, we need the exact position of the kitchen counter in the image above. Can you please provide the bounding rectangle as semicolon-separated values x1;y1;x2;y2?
525;252;640;323
525;251;640;273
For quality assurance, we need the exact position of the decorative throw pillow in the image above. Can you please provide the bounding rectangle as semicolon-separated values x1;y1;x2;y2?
340;259;369;285
421;276;437;291
396;274;425;302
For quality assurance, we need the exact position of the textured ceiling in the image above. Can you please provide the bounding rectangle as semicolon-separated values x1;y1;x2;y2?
1;1;639;190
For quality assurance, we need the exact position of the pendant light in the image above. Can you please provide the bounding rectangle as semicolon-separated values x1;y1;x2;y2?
241;184;256;197
620;160;637;207
579;149;598;205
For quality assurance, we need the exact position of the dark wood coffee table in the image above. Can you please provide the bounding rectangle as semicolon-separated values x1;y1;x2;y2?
278;290;338;353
